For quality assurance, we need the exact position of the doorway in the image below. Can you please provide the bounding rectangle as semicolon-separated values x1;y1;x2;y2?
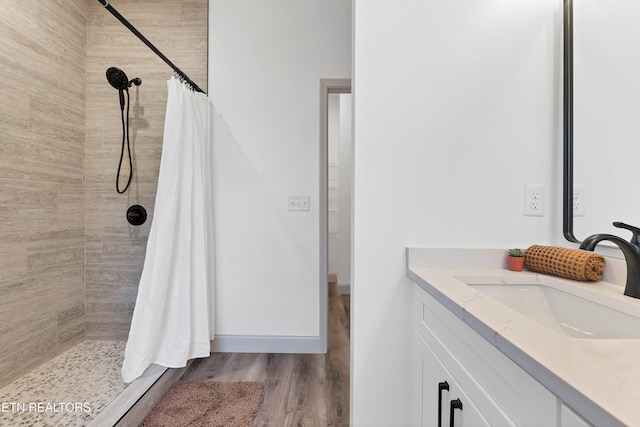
327;92;352;294
319;79;351;352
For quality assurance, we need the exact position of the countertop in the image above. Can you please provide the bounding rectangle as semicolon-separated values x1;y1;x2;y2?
406;248;640;427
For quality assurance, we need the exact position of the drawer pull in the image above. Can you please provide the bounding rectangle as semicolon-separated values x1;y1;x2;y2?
449;398;463;427
438;381;449;426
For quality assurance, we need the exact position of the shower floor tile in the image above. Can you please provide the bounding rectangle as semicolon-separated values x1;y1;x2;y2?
0;340;127;427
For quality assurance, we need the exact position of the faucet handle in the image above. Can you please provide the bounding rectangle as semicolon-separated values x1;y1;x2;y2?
613;222;640;244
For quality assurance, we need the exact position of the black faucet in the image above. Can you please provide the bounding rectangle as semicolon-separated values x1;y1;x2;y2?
579;222;640;299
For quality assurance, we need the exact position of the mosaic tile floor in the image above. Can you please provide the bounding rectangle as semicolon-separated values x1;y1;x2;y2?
0;340;128;427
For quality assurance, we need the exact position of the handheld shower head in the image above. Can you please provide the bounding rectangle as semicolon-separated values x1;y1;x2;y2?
106;67;129;110
106;67;129;90
106;67;142;110
105;67;142;195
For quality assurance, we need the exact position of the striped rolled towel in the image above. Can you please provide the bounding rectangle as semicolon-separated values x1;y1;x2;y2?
524;245;605;281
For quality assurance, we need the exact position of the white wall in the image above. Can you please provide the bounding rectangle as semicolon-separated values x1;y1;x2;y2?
209;0;351;343
352;1;560;425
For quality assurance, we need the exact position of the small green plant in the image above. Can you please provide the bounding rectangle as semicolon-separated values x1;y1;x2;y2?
506;248;524;257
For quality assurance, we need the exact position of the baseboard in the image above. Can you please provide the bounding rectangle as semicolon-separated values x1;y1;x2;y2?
337;283;351;295
211;334;325;354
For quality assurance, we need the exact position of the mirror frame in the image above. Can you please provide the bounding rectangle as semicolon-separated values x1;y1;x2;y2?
563;0;580;243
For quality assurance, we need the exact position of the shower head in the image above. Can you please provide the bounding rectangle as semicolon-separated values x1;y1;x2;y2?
106;67;129;91
106;67;142;110
106;67;129;110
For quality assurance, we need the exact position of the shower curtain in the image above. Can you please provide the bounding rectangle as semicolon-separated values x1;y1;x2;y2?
122;77;214;383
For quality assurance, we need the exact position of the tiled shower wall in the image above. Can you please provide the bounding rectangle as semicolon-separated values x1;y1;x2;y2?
0;0;88;386
85;0;207;339
0;0;207;386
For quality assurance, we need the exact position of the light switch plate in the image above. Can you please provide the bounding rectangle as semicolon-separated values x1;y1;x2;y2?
288;196;310;211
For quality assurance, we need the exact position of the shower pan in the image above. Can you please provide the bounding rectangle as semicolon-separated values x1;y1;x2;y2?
0;340;176;426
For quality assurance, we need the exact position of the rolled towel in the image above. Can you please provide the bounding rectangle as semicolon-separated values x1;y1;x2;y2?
524;245;605;281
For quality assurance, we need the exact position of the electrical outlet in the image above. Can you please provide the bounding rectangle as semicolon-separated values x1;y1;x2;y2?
524;184;545;217
573;184;585;217
288;196;310;211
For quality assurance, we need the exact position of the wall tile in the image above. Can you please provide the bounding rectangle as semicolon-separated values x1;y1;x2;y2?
0;76;29;131
0;0;87;387
0;180;59;230
0;125;84;184
0;17;59;90
0;230;28;286
29;86;85;148
0;314;58;386
27;227;84;273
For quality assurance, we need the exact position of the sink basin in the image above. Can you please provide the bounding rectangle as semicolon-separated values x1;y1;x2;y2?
461;280;640;339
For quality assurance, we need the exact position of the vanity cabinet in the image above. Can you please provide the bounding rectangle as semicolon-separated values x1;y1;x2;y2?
413;283;591;427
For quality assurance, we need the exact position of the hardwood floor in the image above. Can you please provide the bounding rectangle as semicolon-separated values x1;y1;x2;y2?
180;283;350;426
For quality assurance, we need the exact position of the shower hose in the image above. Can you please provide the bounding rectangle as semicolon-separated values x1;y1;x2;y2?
116;89;133;194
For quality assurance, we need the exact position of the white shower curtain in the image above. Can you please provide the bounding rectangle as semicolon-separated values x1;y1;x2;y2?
121;77;214;383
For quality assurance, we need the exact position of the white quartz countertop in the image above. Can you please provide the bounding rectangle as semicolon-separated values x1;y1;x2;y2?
407;248;640;427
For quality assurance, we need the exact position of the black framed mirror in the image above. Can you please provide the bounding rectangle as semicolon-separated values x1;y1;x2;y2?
563;0;577;243
563;0;640;245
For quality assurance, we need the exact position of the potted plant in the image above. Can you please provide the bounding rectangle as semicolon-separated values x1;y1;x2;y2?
506;248;525;272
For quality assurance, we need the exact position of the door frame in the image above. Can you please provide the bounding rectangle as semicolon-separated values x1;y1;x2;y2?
319;78;352;352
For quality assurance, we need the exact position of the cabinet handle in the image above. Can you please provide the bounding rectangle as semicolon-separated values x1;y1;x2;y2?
449;398;463;427
438;381;449;426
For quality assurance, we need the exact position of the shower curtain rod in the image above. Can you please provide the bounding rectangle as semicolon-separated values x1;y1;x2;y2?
96;0;206;94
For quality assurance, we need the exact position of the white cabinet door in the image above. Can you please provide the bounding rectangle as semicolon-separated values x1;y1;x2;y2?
415;331;454;427
415;331;492;427
452;384;494;427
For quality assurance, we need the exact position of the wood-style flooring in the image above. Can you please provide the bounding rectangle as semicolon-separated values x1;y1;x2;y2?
180;283;350;426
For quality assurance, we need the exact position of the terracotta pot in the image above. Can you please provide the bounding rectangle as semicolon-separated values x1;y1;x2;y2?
507;256;525;272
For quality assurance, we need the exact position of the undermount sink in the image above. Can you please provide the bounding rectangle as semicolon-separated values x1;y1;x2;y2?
458;277;640;339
